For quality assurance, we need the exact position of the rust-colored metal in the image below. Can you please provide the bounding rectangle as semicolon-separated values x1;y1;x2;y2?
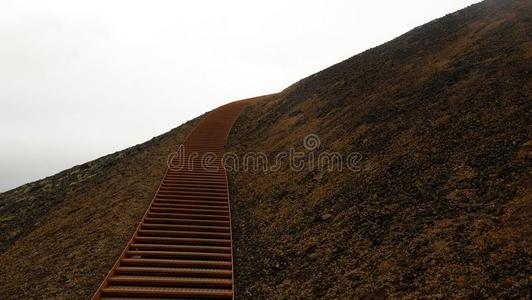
92;99;252;299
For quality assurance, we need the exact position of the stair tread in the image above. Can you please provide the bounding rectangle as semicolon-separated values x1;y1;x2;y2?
127;250;231;258
109;275;232;284
128;244;231;252
140;223;229;231
121;258;232;267
93;101;250;299
138;229;230;237
134;236;231;244
101;286;232;296
116;266;232;275
143;217;230;225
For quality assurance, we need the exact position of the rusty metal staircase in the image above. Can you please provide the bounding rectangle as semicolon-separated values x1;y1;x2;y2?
92;100;251;299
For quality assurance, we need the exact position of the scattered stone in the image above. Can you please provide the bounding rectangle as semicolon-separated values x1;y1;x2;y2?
321;213;332;221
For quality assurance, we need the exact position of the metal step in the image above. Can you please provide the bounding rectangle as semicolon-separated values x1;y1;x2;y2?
92;100;253;299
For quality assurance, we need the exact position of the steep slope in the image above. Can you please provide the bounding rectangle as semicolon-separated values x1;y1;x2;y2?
1;0;530;299
227;0;531;298
92;100;254;300
0;117;200;299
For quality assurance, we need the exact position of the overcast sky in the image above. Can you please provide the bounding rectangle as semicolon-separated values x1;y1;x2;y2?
0;0;480;192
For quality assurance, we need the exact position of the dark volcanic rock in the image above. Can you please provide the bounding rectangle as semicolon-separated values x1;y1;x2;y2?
227;0;532;298
0;118;200;299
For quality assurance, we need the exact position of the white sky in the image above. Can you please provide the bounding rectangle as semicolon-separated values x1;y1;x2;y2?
0;0;480;192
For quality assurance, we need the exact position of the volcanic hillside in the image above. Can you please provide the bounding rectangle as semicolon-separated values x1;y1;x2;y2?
226;0;531;298
228;0;532;299
0;0;531;299
0;118;201;298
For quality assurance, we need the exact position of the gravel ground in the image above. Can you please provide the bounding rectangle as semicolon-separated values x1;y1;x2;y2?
227;0;531;298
